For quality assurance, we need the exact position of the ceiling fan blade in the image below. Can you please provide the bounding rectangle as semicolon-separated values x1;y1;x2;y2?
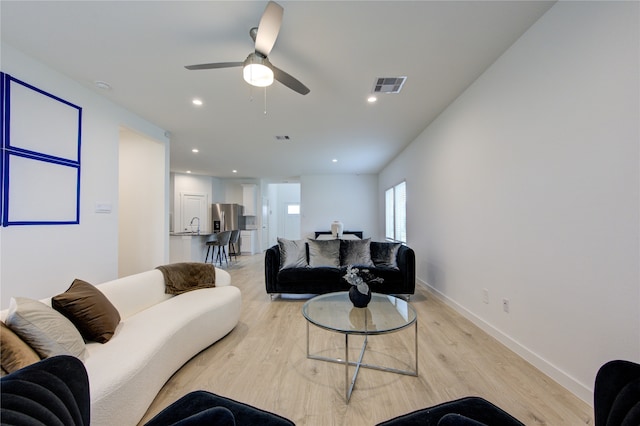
185;62;243;70
254;1;283;57
271;64;310;95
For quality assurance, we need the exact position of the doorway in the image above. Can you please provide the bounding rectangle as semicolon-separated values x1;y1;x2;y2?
266;183;301;248
283;203;301;240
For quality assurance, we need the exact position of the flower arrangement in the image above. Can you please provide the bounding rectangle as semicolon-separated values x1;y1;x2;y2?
343;265;384;295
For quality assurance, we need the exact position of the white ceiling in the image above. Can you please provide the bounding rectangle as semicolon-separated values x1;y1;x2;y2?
1;1;554;180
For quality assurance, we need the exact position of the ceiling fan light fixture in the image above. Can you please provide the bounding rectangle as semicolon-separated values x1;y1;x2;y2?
243;54;274;87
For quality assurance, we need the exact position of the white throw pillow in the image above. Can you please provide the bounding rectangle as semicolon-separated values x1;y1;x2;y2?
5;297;87;360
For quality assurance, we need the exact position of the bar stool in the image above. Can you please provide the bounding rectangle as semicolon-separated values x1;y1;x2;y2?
206;230;231;267
228;230;240;263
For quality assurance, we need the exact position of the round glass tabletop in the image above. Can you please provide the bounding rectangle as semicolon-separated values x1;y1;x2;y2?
302;291;416;335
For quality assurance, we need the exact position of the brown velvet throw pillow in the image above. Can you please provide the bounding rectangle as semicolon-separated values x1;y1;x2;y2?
52;279;121;343
156;262;216;295
0;321;40;373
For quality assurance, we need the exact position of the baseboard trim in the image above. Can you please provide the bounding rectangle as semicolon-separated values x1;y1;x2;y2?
416;278;593;406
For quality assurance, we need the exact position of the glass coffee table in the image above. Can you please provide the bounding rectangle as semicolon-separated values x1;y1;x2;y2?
302;292;418;402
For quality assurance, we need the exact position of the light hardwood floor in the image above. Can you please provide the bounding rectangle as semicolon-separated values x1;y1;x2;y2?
140;254;593;425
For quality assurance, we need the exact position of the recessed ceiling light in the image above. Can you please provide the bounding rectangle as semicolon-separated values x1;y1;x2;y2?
332;158;338;163
192;99;203;106
367;96;377;103
186;170;192;174
192;148;199;153
232;170;238;173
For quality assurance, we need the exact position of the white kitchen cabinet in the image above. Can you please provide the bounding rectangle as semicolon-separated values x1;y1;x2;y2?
242;184;257;216
240;230;258;255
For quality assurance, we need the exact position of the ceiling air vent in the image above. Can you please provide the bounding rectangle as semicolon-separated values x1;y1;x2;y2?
372;77;407;94
275;135;290;141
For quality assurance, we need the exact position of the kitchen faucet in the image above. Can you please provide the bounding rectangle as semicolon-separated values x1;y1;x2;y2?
189;216;200;234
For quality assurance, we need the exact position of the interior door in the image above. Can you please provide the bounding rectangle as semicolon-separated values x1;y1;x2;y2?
180;193;207;233
283;202;300;240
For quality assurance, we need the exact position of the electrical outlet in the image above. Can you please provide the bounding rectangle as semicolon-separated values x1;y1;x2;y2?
482;288;489;304
502;298;510;313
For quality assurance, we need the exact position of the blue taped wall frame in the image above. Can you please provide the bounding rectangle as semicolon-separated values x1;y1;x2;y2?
1;72;82;226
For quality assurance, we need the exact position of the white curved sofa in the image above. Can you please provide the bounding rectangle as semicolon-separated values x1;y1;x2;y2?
86;267;241;426
2;267;242;426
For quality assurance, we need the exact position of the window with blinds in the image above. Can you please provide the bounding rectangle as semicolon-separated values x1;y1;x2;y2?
385;181;406;243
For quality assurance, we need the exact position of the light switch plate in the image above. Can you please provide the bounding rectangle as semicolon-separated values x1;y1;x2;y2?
95;203;112;213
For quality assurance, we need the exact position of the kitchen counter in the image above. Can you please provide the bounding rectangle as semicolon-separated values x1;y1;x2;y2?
169;232;215;263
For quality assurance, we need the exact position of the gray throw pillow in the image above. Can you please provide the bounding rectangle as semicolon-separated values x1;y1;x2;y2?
340;238;374;267
370;242;401;269
278;238;308;270
307;239;340;268
5;297;87;360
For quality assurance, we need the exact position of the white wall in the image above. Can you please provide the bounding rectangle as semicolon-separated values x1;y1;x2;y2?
379;1;639;403
0;43;169;309
118;127;168;277
301;174;378;240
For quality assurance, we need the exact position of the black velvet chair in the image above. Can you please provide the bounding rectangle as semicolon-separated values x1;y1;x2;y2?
377;360;640;426
375;397;523;426
0;355;90;426
145;390;295;426
594;360;640;426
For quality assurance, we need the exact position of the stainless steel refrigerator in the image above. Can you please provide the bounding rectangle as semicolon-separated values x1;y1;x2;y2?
212;203;245;232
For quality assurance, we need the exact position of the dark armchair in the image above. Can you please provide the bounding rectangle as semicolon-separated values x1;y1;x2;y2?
0;355;90;426
376;360;640;426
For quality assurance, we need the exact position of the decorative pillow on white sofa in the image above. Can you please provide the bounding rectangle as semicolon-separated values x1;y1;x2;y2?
307;239;340;268
278;238;308;270
0;321;41;373
5;297;87;360
52;279;121;343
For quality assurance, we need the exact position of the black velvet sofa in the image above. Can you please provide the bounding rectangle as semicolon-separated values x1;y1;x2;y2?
265;239;415;297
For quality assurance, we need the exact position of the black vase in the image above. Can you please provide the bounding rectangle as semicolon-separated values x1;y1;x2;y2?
349;286;372;308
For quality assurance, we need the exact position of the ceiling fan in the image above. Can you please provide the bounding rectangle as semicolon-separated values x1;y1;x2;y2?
185;1;310;95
